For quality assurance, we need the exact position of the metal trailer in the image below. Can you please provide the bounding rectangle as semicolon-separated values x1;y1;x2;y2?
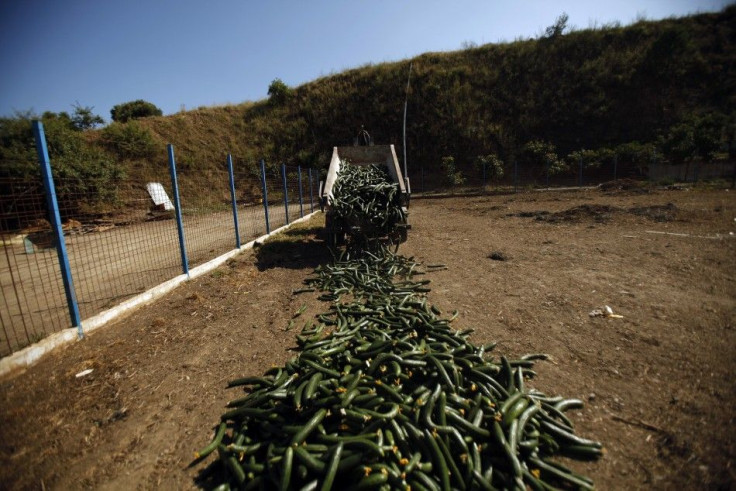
320;144;411;248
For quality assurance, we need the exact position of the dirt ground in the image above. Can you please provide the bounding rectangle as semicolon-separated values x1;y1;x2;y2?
1;185;735;490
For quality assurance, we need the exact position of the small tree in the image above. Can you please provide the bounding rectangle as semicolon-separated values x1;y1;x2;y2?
545;13;569;38
110;99;162;123
615;141;655;176
566;149;602;169
475;154;504;181
660;123;695;165
522;140;566;175
268;78;294;105
660;114;725;181
71;103;104;130
440;156;465;186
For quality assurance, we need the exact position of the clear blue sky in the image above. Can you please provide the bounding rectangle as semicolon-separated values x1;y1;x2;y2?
0;0;730;120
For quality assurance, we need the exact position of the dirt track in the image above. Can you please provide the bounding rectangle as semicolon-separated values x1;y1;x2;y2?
1;186;735;489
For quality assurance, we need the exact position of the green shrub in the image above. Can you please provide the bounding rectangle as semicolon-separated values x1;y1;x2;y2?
0;112;125;219
71;103;104;130
567;148;603;169
440;156;465;186
100;122;158;159
268;79;294;105
522;140;567;175
110;99;162;123
475;154;504;180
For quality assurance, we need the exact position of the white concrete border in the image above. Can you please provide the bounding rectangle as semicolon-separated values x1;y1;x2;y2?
0;211;321;378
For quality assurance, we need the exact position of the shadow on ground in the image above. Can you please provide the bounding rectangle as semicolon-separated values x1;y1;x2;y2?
253;225;333;271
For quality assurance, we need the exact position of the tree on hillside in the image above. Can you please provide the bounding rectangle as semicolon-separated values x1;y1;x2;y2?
268;79;294;105
544;13;569;38
71;103;104;130
110;99;163;123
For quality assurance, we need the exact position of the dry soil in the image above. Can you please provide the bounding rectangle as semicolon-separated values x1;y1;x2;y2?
1;185;735;490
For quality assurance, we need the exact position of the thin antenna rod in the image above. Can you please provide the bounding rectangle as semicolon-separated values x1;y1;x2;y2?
402;62;413;181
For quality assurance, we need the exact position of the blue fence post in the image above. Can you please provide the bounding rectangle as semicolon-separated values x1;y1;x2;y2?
260;159;270;234
227;154;241;248
298;166;304;218
308;168;314;213
32;121;83;337
167;144;189;276
281;163;290;225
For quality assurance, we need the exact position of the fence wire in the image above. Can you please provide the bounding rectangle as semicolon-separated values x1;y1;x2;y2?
1;152;320;357
176;169;236;269
232;158;269;244
413;157;734;195
56;177;184;321
1;176;71;355
8;131;729;359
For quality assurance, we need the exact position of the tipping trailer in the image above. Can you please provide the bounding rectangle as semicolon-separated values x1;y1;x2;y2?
320;144;410;248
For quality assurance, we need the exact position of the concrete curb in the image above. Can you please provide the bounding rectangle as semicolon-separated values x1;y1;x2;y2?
0;211;321;378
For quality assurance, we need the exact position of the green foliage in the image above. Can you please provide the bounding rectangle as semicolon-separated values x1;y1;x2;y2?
522;140;567;175
0;113;41;177
475;154;504;180
110;99;163;122
692;114;726;162
71;103;104;130
100;121;158;159
544;13;569;38
660;113;726;163
660;122;696;164
440;156;465;186
567;148;604;169
268;79;294;105
613;141;655;175
614;141;654;164
0;112;125;216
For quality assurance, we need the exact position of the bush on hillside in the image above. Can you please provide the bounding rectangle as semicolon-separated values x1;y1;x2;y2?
110;100;163;123
268;79;294;105
100;122;158;159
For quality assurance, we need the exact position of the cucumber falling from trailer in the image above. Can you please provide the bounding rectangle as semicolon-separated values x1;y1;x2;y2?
320;135;411;250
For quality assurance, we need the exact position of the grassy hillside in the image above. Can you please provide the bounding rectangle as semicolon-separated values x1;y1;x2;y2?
2;6;734;211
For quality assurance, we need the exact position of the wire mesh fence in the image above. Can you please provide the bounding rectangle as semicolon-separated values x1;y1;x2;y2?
0;175;72;354
412;157;734;195
1;131;320;358
177;169;238;269
8;123;729;358
232;158;270;244
59;177;184;320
